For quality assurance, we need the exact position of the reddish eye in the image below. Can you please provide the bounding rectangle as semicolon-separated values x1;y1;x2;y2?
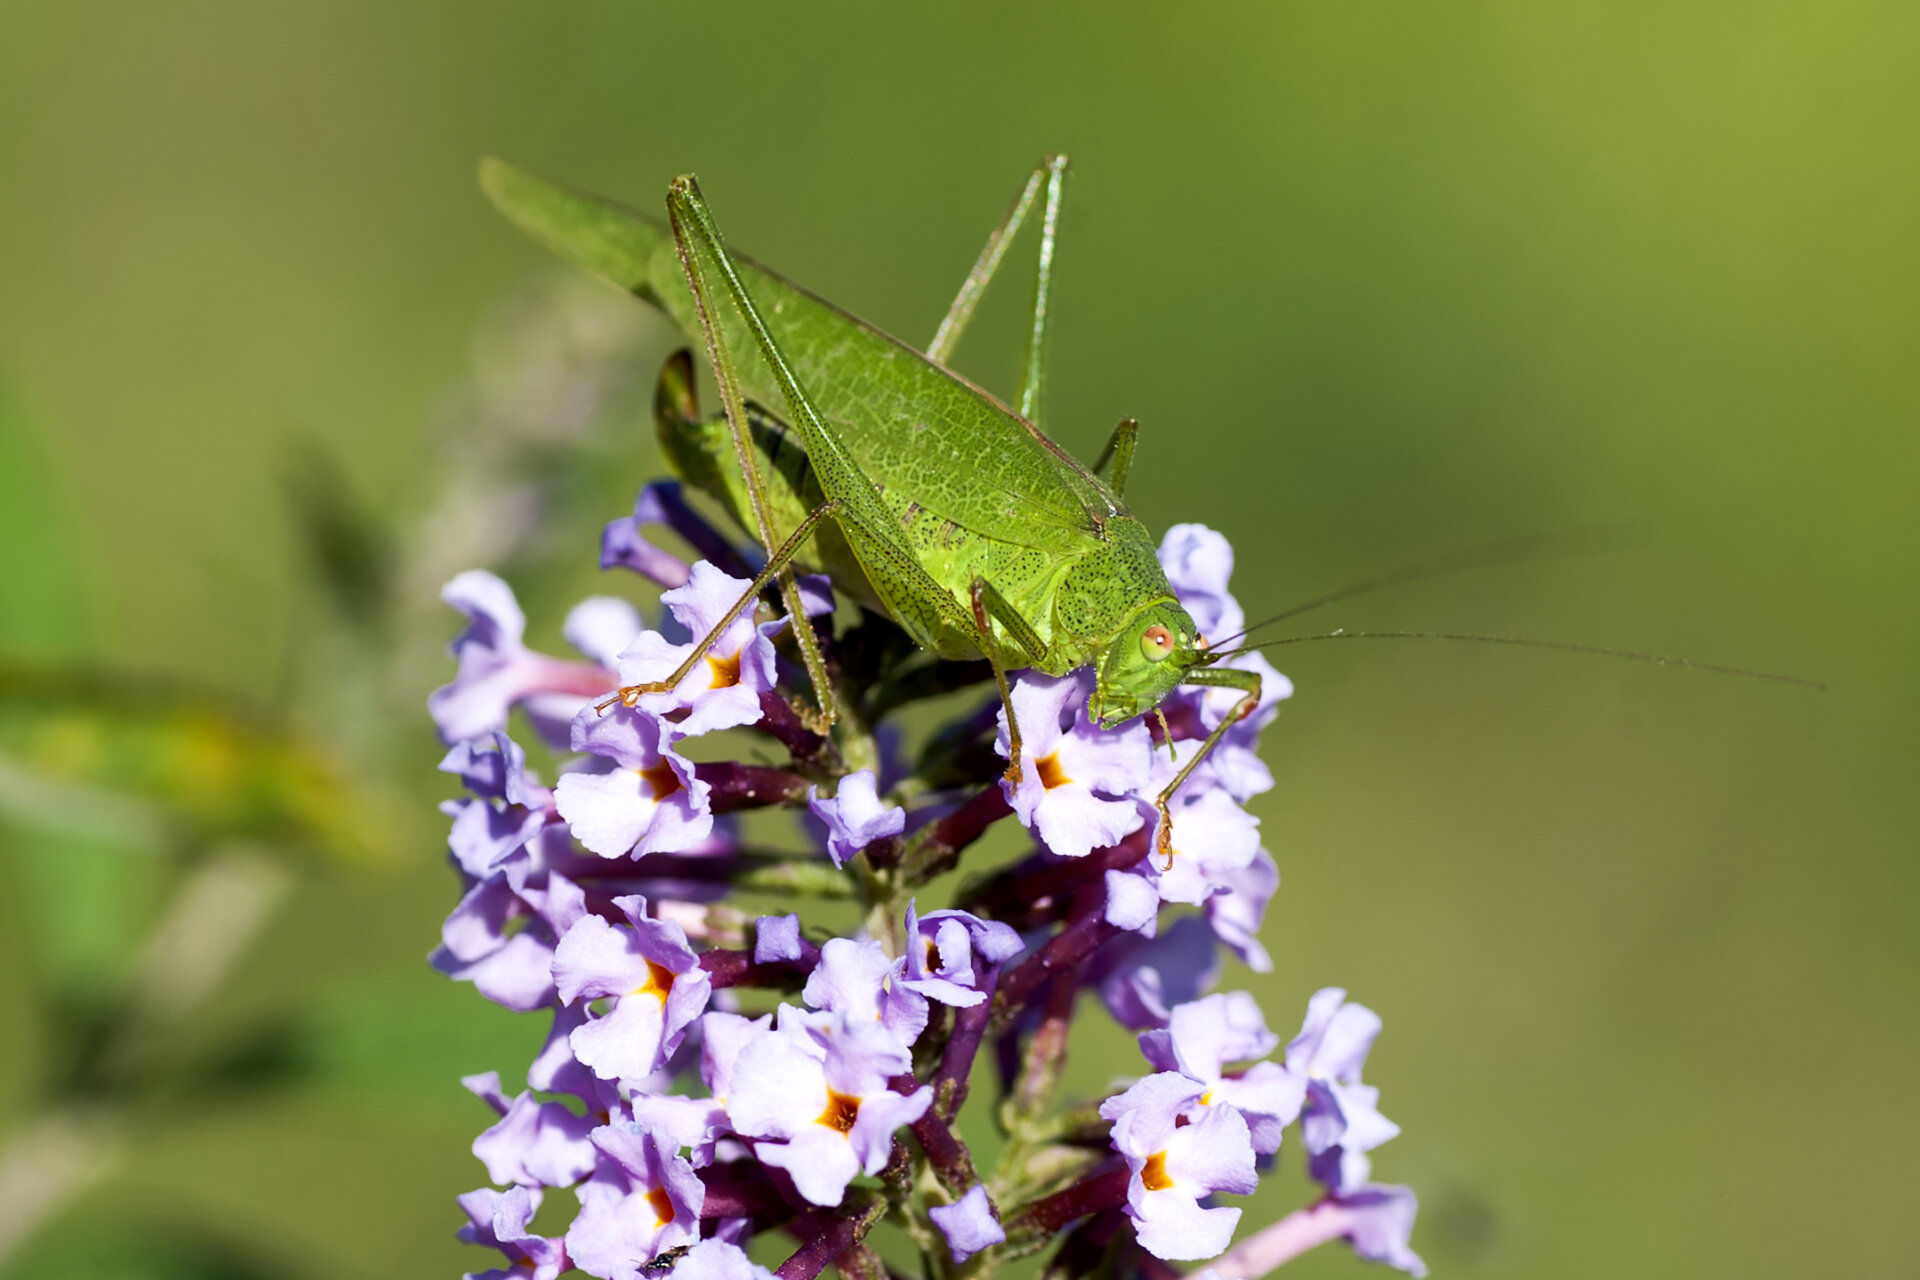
1140;624;1174;662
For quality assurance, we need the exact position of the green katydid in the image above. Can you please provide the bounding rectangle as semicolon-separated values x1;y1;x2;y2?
480;154;1262;863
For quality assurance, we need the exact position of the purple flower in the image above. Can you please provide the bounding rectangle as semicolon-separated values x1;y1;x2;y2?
1100;1072;1257;1261
1103;868;1161;934
565;1123;705;1280
1158;523;1244;643
528;1003;596;1098
754;913;804;964
1285;989;1401;1178
1138;993;1306;1156
1144;787;1262;907
456;1185;568;1280
929;1184;1005;1263
1157;524;1293;804
666;1239;778;1280
807;769;905;869
432;826;587;1014
465;1071;598;1188
1331;1185;1426;1276
900;901;1023;1007
725;1014;933;1206
552;895;712;1084
996;671;1151;859
564;596;646;668
429;570;617;744
1205;848;1279;973
1201;1184;1426;1279
614;561;780;738
555;705;713;858
801;937;928;1047
1099;917;1221;1030
601;482;696;590
439;732;553;879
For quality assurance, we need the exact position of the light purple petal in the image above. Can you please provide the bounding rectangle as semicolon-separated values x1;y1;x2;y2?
1099;917;1220;1030
727;1027;828;1142
929;1184;1006;1263
1286;988;1382;1083
433;930;557;1013
1166;992;1278;1081
755;1126;863;1208
554;733;713;859
699;1011;771;1099
1339;1184;1427;1277
846;1084;931;1173
1205;849;1279;973
1132;1190;1241;1262
671;1239;778;1280
1101;1072;1207;1158
1164;1102;1258;1196
565;596;645;668
1104;869;1161;934
1157;524;1243;641
754;914;803;964
807;770;905;868
472;1091;597;1188
602;516;692;589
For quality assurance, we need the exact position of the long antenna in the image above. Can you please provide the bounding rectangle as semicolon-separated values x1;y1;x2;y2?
1208;526;1637;651
1209;628;1825;690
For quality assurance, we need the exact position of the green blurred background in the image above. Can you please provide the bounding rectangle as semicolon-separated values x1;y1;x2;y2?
1;3;1915;1277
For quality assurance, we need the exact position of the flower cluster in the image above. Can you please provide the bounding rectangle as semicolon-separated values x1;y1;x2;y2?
431;479;1424;1280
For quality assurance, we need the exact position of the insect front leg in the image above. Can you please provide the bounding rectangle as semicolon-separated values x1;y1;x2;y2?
968;577;1051;784
1153;665;1263;870
604;501;840;711
1090;418;1139;497
926;154;1070;429
666;187;838;731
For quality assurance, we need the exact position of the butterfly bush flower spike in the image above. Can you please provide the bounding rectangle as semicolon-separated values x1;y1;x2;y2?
433;486;1427;1280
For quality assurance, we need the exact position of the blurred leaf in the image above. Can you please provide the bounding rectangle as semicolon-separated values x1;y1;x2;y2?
0;664;392;867
281;440;394;633
0;381;88;654
4;1222;278;1280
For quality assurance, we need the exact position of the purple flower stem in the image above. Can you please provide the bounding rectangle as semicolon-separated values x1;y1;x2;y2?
1012;1161;1130;1235
1008;968;1079;1122
959;827;1149;925
695;762;813;813
1203;1198;1354;1280
991;910;1121;1033
889;1072;975;1189
929;965;999;1121
755;690;835;768
699;944;821;990
647;479;757;578
775;1193;887;1280
1043;1210;1130;1280
899;783;1014;884
698;1163;798;1218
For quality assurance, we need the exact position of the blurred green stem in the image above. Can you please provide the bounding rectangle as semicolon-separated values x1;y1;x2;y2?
0;846;290;1265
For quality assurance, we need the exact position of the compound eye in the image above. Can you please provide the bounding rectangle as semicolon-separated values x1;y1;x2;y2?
1140;624;1175;663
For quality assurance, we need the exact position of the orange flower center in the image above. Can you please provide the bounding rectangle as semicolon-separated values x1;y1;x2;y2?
706;649;742;689
1140;1151;1174;1192
633;959;675;1002
1035;752;1072;790
818;1089;861;1134
638;761;682;801
646;1185;675;1227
